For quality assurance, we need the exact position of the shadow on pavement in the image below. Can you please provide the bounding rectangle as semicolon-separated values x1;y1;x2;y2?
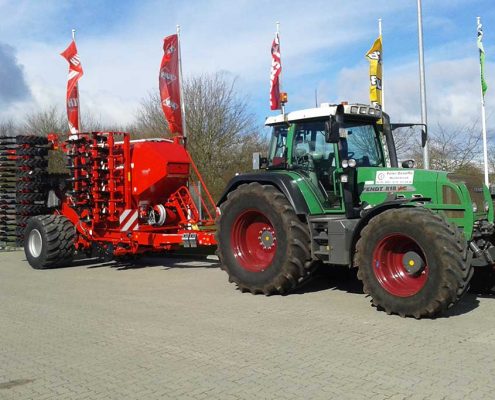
443;293;480;317
84;254;219;271
21;252;495;317
293;265;364;295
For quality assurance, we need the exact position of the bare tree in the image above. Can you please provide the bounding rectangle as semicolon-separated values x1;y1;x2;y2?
393;122;483;179
0;119;18;136
23;106;66;137
21;106;105;173
133;93;169;137
134;72;266;199
184;73;263;197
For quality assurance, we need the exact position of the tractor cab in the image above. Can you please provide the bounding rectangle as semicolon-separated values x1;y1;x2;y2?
264;103;396;212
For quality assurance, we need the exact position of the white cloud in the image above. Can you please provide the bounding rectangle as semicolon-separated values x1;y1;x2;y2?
329;56;495;134
0;0;493;138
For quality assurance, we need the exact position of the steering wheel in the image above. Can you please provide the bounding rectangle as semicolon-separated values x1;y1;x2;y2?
294;149;314;170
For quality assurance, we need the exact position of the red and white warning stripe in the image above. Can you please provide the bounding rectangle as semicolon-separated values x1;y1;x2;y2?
119;209;139;231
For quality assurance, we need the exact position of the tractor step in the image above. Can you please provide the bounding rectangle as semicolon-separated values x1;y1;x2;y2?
309;216;359;266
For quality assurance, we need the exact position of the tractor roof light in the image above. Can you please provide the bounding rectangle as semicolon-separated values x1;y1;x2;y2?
350;106;359;114
359;107;367;114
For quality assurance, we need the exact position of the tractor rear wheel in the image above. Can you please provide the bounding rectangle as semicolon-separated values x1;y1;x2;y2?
24;215;76;269
355;207;472;318
217;183;312;295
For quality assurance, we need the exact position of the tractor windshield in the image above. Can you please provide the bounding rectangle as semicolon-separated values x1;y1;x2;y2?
341;121;384;167
268;125;288;167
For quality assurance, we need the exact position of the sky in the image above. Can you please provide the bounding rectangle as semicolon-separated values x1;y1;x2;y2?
0;0;494;139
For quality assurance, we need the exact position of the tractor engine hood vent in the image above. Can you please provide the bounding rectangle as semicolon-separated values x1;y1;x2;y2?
447;173;485;215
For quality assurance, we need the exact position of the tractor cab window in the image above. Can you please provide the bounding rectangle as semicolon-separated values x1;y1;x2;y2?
292;121;337;202
341;122;383;167
268;125;288;167
292;121;335;167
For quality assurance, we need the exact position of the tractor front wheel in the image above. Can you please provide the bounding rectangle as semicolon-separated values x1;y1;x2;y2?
355;207;472;318
24;215;76;269
217;183;312;295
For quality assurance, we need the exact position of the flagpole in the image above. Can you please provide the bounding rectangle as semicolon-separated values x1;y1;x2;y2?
72;28;81;135
176;25;187;142
378;18;385;112
417;0;429;169
276;21;285;116
478;16;489;187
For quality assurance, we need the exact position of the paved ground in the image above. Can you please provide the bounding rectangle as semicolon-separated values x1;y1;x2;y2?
1;251;495;400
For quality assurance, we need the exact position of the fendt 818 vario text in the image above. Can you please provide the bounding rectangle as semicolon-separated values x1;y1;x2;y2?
216;103;495;318
24;132;216;268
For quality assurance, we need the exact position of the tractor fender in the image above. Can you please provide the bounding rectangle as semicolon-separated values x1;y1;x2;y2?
217;172;310;215
349;197;431;266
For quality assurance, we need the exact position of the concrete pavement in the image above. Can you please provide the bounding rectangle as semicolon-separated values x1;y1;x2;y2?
1;250;495;399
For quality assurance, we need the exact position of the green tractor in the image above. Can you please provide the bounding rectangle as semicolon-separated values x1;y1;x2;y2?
216;103;495;318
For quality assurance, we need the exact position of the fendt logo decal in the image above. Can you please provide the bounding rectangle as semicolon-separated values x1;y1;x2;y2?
119;210;139;231
363;185;416;193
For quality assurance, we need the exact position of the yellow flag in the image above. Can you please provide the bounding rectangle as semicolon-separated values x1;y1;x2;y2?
365;36;382;110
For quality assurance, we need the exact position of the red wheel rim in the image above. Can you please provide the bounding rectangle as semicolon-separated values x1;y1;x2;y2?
372;233;429;297
231;209;277;272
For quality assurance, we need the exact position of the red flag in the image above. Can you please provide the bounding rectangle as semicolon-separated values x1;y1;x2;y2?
159;34;183;135
270;32;281;110
60;40;83;136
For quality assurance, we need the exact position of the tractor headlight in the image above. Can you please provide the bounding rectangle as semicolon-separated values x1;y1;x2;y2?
342;159;349;168
484;201;490;212
472;202;478;213
348;158;357;168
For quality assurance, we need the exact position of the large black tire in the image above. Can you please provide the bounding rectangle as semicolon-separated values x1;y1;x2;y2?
16;204;48;215
16;181;46;191
16;158;48;169
17;170;47;179
216;183;313;295
16;147;48;157
16;136;48;145
17;192;47;203
355;207;472;318
24;215;76;269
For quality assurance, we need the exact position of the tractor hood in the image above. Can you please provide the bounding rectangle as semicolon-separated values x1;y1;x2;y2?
357;168;493;238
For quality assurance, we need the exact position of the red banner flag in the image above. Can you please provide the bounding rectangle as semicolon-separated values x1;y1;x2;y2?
159;34;183;135
270;32;281;110
60;40;83;137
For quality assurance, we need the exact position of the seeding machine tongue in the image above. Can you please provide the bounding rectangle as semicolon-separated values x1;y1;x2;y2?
0;135;50;248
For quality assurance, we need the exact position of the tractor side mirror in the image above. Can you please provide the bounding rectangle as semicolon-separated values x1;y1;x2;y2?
325;116;340;143
252;152;268;170
401;159;416;169
325;104;344;143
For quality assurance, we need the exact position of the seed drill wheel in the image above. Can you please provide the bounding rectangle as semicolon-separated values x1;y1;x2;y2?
355;207;472;318
217;183;313;295
24;215;76;269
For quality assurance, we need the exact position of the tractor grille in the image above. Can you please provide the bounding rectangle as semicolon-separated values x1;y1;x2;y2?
448;173;485;214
